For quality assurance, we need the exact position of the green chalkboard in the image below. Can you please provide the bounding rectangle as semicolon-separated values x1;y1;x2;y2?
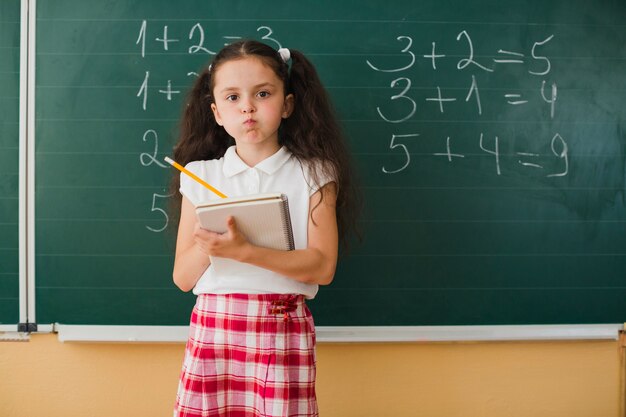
35;0;626;327
0;0;21;326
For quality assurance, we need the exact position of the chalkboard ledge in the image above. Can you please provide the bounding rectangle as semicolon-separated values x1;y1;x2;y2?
52;324;623;343
0;325;30;342
317;325;622;342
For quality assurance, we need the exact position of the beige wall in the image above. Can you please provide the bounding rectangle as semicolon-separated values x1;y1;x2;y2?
0;333;623;417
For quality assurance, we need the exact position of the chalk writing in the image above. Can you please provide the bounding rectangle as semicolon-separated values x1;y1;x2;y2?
136;71;149;111
146;192;172;233
140;130;167;168
158;80;180;101
434;137;465;162
366;36;415;73
494;50;524;64
465;75;482;115
423;42;445;70
479;134;501;176
257;26;282;49
426;86;457;114
367;31;567;178
155;25;179;51
189;23;214;54
135;21;285;232
376;77;416;123
135;20;147;58
456;30;494;73
547;133;569;177
541;80;558;119
382;134;419;174
529;35;554;76
133;22;569;233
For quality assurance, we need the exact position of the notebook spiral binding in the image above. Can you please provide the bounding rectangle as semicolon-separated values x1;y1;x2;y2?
280;194;296;250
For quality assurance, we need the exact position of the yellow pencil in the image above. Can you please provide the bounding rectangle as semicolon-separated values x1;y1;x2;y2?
164;156;228;199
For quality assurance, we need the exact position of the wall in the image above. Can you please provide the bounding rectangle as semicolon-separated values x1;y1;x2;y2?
0;334;622;417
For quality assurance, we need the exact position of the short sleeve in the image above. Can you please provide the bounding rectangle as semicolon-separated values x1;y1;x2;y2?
303;159;336;197
179;160;203;205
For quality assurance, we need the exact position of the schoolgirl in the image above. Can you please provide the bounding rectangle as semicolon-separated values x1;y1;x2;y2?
170;40;359;417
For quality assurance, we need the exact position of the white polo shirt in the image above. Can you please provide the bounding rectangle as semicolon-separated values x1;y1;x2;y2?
180;145;331;299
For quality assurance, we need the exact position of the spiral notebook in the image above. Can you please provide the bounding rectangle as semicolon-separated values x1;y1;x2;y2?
195;193;295;251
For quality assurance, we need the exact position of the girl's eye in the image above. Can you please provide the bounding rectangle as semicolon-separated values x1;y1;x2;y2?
226;94;238;102
257;91;270;98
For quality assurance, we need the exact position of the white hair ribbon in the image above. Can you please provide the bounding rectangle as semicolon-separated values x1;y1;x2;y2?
278;48;291;63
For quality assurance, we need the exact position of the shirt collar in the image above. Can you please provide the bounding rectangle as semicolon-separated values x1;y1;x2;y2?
222;146;292;178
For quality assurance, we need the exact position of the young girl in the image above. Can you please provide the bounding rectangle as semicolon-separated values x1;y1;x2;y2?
170;40;359;417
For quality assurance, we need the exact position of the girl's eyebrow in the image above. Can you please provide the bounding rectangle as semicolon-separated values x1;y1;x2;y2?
252;82;275;90
218;82;276;94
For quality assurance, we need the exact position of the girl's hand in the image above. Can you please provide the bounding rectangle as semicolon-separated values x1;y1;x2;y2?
193;216;250;261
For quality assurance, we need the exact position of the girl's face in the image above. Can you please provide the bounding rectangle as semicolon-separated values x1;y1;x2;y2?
210;57;293;153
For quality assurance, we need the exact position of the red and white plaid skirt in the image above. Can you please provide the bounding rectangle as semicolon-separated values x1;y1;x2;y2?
174;293;318;417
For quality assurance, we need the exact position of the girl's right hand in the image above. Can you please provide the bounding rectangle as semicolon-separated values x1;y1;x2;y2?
193;222;216;256
192;217;251;261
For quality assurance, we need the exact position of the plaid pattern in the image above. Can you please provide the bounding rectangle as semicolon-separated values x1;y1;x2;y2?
174;293;318;417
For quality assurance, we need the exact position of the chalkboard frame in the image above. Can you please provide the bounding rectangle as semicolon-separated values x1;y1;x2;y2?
0;0;27;332
18;0;626;340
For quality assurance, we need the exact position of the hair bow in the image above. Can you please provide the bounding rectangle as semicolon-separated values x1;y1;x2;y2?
278;48;291;63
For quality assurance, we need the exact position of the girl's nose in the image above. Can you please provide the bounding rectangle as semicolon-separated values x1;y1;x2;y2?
241;100;255;114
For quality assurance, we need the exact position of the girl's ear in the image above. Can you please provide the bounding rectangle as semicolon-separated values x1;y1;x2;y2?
282;94;295;119
211;103;223;126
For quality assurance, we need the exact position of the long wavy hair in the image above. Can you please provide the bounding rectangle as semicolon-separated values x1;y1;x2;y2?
169;40;360;251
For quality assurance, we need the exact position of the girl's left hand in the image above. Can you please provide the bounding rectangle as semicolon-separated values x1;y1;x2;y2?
195;216;251;261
